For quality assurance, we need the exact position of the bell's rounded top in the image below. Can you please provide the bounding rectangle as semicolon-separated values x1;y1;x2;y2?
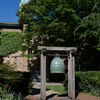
50;57;65;74
51;57;64;65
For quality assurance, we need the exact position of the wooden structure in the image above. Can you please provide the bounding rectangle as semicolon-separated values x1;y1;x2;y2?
38;46;77;100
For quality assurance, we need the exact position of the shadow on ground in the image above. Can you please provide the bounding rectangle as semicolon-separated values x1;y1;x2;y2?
32;88;50;95
32;87;68;99
32;88;40;95
46;93;68;100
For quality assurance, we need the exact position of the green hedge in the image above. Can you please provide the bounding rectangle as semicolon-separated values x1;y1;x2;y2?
64;71;100;97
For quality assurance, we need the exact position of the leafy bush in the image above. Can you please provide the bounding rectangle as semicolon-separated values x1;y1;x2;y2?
0;64;22;93
12;72;33;96
0;63;23;99
0;91;22;100
0;64;33;96
64;71;100;97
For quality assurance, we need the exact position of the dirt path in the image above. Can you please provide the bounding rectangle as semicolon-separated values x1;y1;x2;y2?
77;93;100;100
23;94;100;100
23;82;100;100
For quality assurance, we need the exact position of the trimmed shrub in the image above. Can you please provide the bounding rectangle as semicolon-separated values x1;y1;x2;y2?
64;71;100;97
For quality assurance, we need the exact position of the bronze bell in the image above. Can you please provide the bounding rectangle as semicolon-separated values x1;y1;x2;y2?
50;55;65;73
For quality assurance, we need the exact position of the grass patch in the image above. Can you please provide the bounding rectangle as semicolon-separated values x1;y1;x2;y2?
46;85;67;93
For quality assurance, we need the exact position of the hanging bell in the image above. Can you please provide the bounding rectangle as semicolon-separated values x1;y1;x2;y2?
50;55;65;73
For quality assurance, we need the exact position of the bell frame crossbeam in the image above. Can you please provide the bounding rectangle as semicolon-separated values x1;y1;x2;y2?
38;46;77;100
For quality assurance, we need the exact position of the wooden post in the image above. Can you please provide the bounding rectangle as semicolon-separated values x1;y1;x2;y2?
68;51;72;98
40;49;46;100
72;53;75;100
68;51;75;100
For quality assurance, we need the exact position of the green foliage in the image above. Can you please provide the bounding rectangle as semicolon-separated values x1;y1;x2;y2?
17;0;80;53
0;64;22;93
28;79;33;94
17;0;100;68
0;31;22;56
0;64;32;96
74;1;100;68
64;71;100;97
0;91;22;100
92;1;100;13
0;87;3;97
75;13;100;48
12;72;33;96
67;0;96;18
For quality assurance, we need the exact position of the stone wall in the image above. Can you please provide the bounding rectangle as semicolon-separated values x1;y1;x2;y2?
0;28;21;32
3;51;29;72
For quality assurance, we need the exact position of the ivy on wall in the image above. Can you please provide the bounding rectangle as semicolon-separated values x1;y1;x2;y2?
0;31;22;56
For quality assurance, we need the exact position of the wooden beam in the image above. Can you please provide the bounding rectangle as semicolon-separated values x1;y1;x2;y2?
38;46;77;51
40;50;46;100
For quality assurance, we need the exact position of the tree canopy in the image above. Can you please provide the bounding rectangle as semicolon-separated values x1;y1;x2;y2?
18;0;80;50
17;0;100;70
74;1;100;68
